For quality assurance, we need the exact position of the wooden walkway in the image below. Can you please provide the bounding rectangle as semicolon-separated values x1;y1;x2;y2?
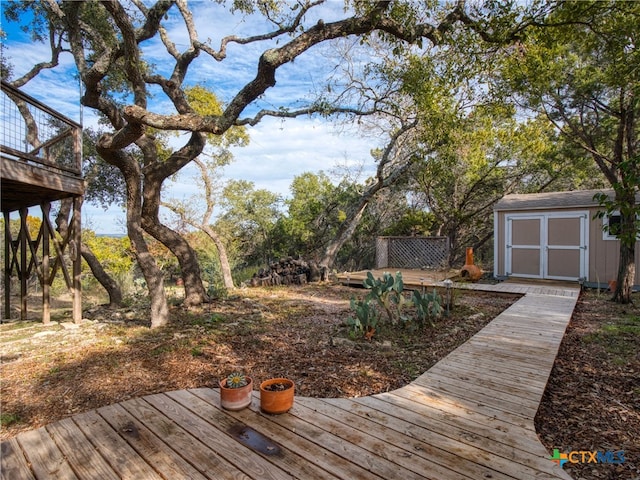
336;268;578;297
1;282;579;480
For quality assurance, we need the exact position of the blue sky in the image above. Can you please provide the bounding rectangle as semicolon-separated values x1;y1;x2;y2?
2;1;381;234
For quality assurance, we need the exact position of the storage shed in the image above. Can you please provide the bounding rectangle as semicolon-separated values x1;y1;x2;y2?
493;189;640;289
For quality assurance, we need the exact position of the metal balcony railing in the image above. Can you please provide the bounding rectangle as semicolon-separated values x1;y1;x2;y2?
1;79;81;177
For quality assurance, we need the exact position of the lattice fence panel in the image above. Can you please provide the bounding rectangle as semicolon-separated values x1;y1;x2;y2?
376;236;449;269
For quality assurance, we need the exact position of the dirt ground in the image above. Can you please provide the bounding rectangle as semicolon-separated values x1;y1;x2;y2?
535;289;639;480
1;282;638;479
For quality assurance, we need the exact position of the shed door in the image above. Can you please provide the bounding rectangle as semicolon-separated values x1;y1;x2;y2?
545;213;588;281
506;215;543;278
505;212;588;281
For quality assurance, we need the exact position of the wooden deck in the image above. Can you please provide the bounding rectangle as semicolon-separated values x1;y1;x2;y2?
336;268;580;297
1;282;579;479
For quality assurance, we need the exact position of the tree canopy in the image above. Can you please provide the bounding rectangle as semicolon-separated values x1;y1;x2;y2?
495;0;639;302
3;0;636;324
3;0;507;326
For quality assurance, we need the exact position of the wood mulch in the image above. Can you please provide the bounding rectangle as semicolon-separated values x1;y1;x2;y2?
1;283;638;480
535;289;639;480
0;283;512;439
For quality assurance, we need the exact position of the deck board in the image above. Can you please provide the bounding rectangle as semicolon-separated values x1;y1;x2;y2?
1;438;36;480
46;418;120;480
16;427;79;480
319;396;549;480
97;402;210;480
73;410;165;480
298;396;507;480
1;280;578;480
192;388;373;480
119;396;250;480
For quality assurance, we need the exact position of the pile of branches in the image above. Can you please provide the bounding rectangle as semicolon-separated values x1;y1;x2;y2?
248;257;328;287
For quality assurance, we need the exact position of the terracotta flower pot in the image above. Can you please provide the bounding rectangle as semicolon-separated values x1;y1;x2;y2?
259;378;295;414
219;377;253;411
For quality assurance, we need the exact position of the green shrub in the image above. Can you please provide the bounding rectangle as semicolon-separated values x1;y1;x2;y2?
346;297;380;338
346;271;443;340
363;271;409;324
412;289;443;327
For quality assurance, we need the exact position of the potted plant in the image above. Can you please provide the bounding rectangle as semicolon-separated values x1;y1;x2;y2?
259;377;295;414
219;372;253;411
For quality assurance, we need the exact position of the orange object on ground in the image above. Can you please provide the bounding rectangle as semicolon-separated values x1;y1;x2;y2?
460;247;482;282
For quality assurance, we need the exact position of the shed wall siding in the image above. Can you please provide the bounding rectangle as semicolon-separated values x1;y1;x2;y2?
587;207;640;284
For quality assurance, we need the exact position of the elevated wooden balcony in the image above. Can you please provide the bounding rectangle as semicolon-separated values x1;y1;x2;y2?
1;80;84;323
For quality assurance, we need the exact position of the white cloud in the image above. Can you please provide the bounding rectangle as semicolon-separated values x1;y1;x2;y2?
226;116;375;190
3;42;82;122
164;115;378;201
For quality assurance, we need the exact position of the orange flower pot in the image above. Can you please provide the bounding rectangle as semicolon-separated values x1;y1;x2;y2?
219;377;253;411
259;378;295;414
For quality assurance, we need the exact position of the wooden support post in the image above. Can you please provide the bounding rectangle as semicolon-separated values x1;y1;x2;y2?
19;208;27;321
41;203;51;324
72;196;82;323
3;211;10;321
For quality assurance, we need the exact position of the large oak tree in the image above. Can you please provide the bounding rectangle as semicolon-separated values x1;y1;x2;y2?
2;0;524;326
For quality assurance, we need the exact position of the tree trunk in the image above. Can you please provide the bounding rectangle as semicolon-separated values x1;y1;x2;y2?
447;228;459;268
130;224;169;328
612;209;636;304
141;134;209;307
97;144;169;328
320;203;367;269
320;122;418;269
142;172;208;307
142;216;209;306
56;198;123;308
201;225;235;290
613;242;635;304
80;242;123;307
